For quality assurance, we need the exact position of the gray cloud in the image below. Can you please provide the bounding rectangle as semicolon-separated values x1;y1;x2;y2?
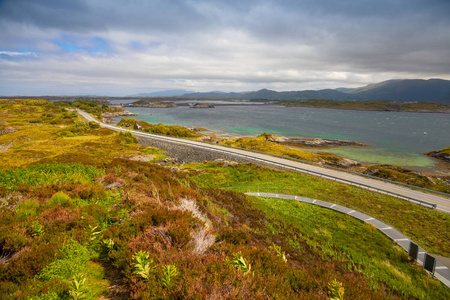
0;0;449;95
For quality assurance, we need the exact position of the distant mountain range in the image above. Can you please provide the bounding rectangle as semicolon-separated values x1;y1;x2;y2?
129;89;194;97
182;79;450;102
130;79;450;102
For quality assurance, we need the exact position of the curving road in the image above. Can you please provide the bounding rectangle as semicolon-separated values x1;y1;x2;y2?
78;110;450;214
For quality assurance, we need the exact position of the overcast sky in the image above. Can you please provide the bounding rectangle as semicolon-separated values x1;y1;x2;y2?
1;0;449;96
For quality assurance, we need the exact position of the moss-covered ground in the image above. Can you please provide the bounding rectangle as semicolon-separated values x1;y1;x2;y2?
0;99;449;299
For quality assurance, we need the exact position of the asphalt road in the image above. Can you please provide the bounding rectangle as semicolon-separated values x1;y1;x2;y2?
78;110;450;214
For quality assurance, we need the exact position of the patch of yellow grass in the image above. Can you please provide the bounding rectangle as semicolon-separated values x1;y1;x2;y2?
381;260;412;284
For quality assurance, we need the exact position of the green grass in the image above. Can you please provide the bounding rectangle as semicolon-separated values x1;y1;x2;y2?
0;164;104;191
250;196;448;299
186;162;450;257
440;147;450;156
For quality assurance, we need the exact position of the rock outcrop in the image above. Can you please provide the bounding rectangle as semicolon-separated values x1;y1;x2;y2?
262;133;368;148
0;126;18;135
426;149;450;163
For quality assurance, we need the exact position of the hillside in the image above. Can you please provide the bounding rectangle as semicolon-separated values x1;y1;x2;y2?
349;79;450;101
183;91;244;98
240;89;355;100
178;78;450;102
0;99;449;299
129;90;194;97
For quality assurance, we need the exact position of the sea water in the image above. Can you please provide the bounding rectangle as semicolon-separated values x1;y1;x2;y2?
117;104;450;172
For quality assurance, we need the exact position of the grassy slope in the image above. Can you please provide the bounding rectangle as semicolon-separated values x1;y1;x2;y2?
187;162;450;257
0;99;449;299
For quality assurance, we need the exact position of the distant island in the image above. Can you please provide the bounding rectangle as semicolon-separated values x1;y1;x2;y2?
280;99;450;113
189;103;215;108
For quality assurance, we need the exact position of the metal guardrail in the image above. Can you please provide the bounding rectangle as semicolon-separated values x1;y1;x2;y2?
223;185;437;213
235;188;450;288
78;110;442;209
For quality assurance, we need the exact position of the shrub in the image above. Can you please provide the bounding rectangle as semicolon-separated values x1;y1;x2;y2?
30;221;45;237
88;121;100;129
116;131;137;144
38;240;91;281
16;198;40;219
218;229;250;245
50;192;71;206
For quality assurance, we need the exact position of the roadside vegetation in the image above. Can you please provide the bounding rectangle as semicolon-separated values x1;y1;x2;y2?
361;164;450;194
220;133;345;165
118;117;200;138
0;99;448;299
281;99;450;113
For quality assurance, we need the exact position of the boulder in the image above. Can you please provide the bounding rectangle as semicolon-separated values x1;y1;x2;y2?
0;126;18;135
337;158;361;168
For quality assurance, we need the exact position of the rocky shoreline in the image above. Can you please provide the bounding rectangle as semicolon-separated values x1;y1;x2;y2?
263;134;368;148
425;148;450;163
102;110;139;123
129;101;178;108
189;103;215;108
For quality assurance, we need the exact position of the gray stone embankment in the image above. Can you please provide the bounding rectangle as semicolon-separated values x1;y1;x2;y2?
138;136;258;165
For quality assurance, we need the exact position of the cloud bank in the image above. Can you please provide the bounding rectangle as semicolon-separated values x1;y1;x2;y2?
1;0;449;95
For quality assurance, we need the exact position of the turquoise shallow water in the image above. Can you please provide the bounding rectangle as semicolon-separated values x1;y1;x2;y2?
120;105;450;172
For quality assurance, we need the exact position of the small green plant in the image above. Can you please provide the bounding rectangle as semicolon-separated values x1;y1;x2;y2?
162;265;178;288
117;131;137;144
103;238;115;252
30;221;44;237
328;279;345;300
88;225;103;245
132;250;154;280
118;208;129;223
269;243;287;263
226;253;252;274
69;273;89;300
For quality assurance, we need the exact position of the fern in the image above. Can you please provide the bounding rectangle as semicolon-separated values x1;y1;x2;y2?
269;243;287;263
226;253;252;274
162;265;178;288
69;273;89;300
328;279;345;300
132;250;154;280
